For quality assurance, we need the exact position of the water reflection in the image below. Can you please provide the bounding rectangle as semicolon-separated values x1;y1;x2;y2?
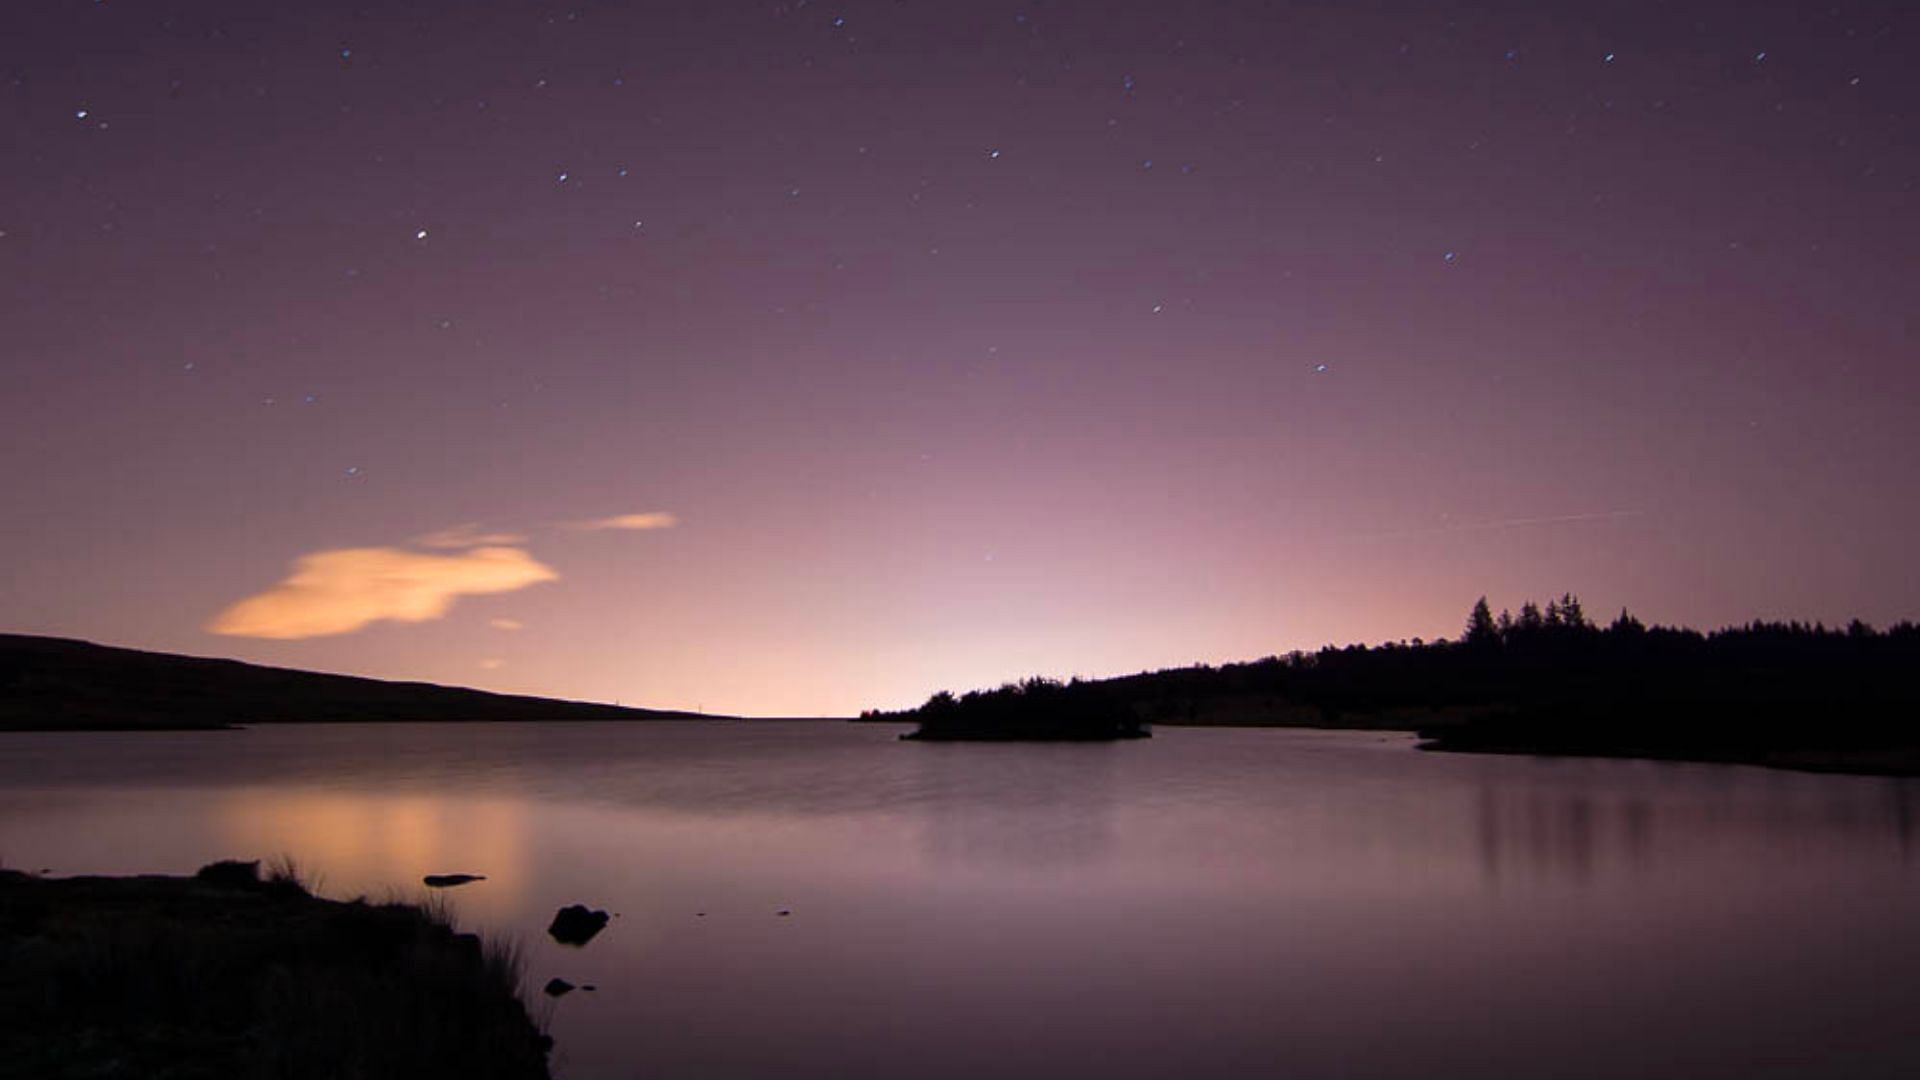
1468;765;1919;887
913;743;1119;866
1;724;1918;1080
215;789;531;908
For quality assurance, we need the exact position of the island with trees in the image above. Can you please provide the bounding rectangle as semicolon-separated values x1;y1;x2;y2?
872;597;1920;772
897;675;1152;741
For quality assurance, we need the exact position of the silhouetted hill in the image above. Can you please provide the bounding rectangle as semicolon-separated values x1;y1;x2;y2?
868;599;1920;774
0;634;697;731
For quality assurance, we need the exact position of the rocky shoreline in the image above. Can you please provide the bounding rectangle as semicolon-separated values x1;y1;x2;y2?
0;861;550;1080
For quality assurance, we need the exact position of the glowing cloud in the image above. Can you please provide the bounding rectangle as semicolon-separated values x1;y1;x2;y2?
414;523;531;549
488;617;525;631
567;511;679;532
208;546;558;639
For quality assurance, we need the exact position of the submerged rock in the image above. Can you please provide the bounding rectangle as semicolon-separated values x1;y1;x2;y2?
424;873;487;888
547;904;610;945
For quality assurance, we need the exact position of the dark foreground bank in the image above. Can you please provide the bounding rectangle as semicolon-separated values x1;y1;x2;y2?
0;861;550;1080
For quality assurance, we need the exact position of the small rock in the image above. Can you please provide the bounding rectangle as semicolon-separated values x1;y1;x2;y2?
777;909;792;917
543;978;575;997
582;984;597;992
423;873;487;888
548;904;611;945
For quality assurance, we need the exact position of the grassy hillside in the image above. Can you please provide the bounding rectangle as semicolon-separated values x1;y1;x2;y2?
0;634;696;731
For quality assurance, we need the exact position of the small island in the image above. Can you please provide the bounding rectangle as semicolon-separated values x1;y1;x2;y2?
0;860;550;1079
896;677;1151;741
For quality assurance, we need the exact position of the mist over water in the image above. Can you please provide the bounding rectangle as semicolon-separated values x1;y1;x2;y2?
3;723;1917;1079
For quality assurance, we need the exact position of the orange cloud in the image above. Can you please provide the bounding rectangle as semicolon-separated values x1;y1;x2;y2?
567;511;679;532
414;523;531;549
488;617;525;631
208;546;558;639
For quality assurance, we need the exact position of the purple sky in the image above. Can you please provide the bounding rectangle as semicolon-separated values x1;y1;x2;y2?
3;1;1915;716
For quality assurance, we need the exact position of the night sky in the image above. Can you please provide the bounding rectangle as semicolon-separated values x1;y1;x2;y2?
4;1;1915;716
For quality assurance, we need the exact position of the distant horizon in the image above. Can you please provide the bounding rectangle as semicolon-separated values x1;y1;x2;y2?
16;591;1912;718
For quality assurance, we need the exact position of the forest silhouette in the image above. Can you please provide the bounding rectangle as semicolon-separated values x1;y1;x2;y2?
877;596;1920;770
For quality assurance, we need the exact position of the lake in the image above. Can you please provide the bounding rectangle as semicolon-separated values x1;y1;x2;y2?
2;722;1917;1078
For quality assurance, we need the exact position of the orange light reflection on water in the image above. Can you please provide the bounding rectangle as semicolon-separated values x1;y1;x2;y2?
215;788;530;912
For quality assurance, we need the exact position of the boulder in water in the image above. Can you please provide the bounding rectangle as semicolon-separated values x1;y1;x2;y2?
547;904;610;945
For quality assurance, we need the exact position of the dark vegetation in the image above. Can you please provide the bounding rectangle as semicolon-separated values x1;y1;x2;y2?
0;859;549;1080
871;596;1920;773
0;633;697;730
895;677;1152;741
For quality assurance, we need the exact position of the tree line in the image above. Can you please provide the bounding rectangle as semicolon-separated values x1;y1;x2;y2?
871;596;1920;764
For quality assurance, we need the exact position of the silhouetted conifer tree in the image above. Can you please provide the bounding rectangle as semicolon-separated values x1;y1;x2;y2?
1557;593;1587;629
1465;597;1498;645
1517;601;1545;633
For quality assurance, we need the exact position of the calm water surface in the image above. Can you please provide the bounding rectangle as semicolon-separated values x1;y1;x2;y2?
2;722;1917;1079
